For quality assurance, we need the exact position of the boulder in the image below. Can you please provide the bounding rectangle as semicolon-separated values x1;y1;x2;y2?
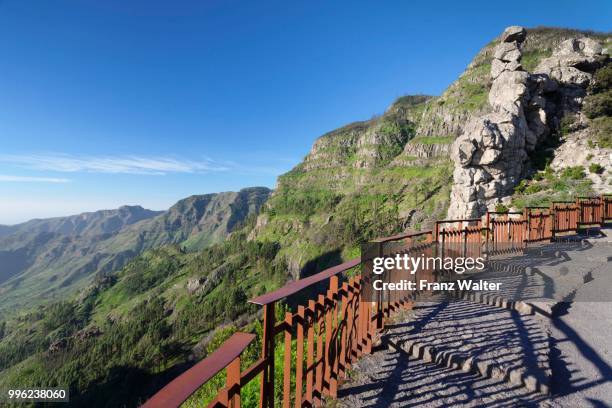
489;70;529;114
494;42;522;63
501;26;527;43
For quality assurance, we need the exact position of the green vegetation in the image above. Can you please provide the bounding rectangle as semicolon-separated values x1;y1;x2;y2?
559;114;577;137
410;136;455;145
511;165;594;209
589;163;605;174
561;166;586;180
584;63;612;148
520;49;553;72
0;230;290;407
495;203;509;213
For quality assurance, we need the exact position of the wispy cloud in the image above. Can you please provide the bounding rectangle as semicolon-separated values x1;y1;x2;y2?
0;175;70;183
0;154;229;176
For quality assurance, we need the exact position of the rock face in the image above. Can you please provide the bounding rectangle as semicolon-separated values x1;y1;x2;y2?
447;27;607;219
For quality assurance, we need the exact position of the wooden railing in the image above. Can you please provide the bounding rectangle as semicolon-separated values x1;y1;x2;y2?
143;194;611;408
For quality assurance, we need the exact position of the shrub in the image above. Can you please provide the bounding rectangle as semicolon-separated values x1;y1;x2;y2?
586;153;594;161
583;91;612;119
524;184;544;194
592;116;612;148
514;180;529;194
551;179;569;192
559;114;577;136
544;165;555;181
495;203;509;213
589;63;612;94
561;166;586;180
589;163;604;174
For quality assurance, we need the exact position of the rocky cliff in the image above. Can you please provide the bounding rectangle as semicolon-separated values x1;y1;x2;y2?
248;27;611;278
448;26;610;218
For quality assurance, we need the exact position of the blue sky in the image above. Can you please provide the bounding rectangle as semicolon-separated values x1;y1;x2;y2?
0;0;610;224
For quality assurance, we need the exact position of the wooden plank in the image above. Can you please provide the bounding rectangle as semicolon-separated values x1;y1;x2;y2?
306;300;315;406
295;306;305;408
314;296;324;406
227;357;241;408
283;313;293;408
339;282;349;378
329;277;339;398
260;303;275;408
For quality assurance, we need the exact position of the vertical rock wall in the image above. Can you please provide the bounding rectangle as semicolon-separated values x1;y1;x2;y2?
447;26;607;219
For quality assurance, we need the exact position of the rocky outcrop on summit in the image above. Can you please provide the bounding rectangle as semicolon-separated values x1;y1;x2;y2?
447;27;608;219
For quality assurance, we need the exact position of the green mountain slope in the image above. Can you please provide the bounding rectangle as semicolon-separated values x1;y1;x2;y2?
0;187;271;317
0;26;609;408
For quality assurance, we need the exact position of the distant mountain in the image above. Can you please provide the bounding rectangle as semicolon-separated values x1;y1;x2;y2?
0;206;162;238
0;225;14;237
0;187;271;317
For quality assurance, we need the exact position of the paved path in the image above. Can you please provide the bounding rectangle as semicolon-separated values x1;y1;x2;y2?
338;346;548;408
337;231;612;407
548;249;612;407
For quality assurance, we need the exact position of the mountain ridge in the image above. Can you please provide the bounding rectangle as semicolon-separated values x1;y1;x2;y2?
0;187;271;317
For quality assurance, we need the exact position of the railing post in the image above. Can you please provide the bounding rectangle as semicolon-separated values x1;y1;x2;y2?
485;212;490;256
282;312;292;408
375;241;384;331
227;356;241;408
328;276;339;398
550;203;556;242
260;302;276;408
434;221;440;243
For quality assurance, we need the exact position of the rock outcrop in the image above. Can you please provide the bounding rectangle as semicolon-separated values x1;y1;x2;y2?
447;27;608;219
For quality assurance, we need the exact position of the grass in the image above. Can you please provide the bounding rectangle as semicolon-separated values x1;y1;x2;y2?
521;49;553;72
410;136;455;145
511;166;594;210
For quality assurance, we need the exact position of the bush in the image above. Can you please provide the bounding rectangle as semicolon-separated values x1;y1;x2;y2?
583;91;612;119
559;114;577;136
592;116;612;148
589;163;604;174
561;166;586;180
551;179;569;192
589;63;612;94
514;180;528;194
495;203;509;213
524;184;544;194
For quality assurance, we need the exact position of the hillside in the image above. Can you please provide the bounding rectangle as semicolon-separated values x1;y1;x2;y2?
0;26;609;407
0;187;271;317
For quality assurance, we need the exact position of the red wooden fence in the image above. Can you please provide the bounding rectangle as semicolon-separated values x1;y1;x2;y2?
143;194;611;408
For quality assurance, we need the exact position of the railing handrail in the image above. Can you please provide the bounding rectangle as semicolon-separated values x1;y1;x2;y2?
371;230;431;243
249;257;360;305
436;218;481;224
142;332;255;408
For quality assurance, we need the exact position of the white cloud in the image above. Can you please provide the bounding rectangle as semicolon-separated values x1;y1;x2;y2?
0;154;229;175
0;175;70;183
